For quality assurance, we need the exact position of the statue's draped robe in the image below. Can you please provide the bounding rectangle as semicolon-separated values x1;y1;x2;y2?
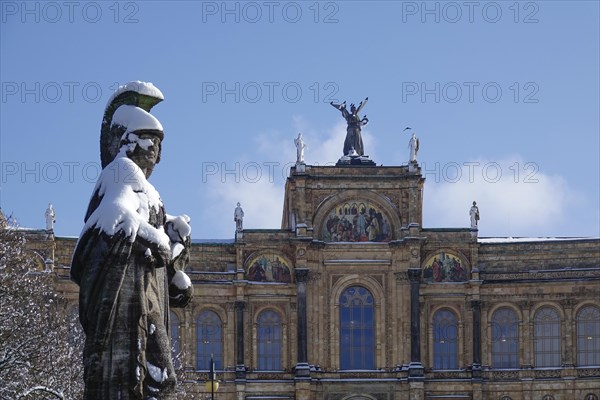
71;156;191;399
343;113;364;156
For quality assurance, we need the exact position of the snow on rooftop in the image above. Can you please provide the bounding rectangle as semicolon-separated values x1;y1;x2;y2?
478;237;596;243
106;81;164;107
111;105;163;132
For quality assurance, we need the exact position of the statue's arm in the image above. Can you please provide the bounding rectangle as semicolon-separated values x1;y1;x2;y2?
356;97;368;114
164;214;193;307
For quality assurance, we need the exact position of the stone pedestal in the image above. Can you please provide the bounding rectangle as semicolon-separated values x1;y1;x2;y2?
336;154;376;166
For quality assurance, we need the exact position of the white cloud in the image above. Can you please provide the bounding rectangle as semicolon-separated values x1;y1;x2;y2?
198;117;379;238
423;157;581;237
202;177;285;238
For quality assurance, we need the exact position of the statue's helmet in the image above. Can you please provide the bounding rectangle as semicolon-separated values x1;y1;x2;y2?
114;105;164;163
100;81;164;168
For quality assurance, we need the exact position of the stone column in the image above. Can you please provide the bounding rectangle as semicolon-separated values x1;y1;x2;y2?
235;300;246;380
471;300;482;379
295;268;310;378
408;268;424;379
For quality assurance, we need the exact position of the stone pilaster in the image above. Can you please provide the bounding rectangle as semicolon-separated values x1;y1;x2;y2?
295;268;310;378
471;300;482;379
235;300;246;380
408;268;423;380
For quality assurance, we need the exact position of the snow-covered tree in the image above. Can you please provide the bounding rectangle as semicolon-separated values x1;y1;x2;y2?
0;219;84;399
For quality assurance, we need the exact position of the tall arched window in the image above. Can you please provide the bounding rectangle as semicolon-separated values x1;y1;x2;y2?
170;311;181;368
257;310;282;370
339;286;375;369
196;310;222;370
533;307;561;367
491;308;519;369
577;305;600;366
433;309;459;369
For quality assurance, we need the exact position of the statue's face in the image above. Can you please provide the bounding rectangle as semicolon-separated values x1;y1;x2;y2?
128;133;162;178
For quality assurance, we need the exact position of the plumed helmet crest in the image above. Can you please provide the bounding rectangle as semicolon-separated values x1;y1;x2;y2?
100;81;164;168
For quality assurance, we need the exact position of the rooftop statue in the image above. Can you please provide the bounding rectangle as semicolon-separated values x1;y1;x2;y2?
470;201;480;230
45;203;55;231
294;132;306;164
330;97;369;156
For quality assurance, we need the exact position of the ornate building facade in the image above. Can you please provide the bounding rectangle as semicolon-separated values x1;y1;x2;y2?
21;162;600;400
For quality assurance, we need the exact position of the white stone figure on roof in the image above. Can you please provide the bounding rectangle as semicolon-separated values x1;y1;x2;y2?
234;202;244;232
294;133;306;164
45;203;55;231
409;133;419;163
470;201;480;229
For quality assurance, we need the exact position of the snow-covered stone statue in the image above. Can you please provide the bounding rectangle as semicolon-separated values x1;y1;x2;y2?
294;132;306;164
234;202;244;232
470;201;480;229
71;81;193;399
408;132;419;164
330;97;369;156
45;203;55;231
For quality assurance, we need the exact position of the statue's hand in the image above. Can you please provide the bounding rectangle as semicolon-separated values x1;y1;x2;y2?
169;270;193;307
165;214;191;243
154;243;172;269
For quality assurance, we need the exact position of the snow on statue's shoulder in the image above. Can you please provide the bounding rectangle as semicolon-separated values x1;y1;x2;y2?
111;105;163;133
81;152;168;249
107;81;164;107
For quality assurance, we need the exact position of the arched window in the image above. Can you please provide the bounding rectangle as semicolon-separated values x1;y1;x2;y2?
257;310;282;370
500;396;513;400
542;396;554;400
534;307;561;367
491;308;519;368
339;286;375;369
584;394;598;400
196;310;222;370
577;305;600;366
170;311;181;368
433;309;459;369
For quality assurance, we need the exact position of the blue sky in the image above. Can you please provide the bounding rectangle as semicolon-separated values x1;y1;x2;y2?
1;0;599;240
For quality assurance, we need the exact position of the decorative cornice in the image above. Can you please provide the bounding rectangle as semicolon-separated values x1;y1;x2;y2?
394;272;408;282
480;268;600;282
